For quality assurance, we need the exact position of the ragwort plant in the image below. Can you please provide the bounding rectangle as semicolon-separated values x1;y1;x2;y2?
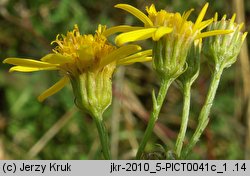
3;2;247;159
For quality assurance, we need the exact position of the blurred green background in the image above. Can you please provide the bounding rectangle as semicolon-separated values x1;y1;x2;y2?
0;0;249;159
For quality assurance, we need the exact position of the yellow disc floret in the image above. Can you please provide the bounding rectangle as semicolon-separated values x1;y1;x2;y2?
51;25;116;76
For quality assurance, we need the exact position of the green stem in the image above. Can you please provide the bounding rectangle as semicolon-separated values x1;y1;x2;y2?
175;81;192;158
93;114;111;160
182;67;224;158
136;78;173;159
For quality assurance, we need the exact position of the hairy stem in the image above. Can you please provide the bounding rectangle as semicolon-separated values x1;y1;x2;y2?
93;114;111;160
183;67;224;158
175;81;192;158
136;78;173;159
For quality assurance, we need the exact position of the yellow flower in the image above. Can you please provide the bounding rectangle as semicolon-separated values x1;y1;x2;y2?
105;3;232;46
3;24;151;115
106;3;233;79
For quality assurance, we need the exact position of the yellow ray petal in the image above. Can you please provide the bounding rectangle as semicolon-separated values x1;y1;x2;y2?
100;45;141;68
38;76;69;102
152;26;173;41
115;28;157;46
197;19;213;31
196;29;233;39
3;58;58;68
193;3;209;31
118;49;152;65
9;66;58;72
41;54;72;64
115;4;153;27
119;56;152;65
103;25;144;37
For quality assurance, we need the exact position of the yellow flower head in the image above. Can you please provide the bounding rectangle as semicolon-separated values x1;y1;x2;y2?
106;3;232;46
3;24;151;112
106;3;233;79
51;25;116;76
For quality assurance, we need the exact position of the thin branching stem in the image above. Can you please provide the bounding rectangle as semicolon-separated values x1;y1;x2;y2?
183;66;224;158
136;78;173;159
175;81;192;158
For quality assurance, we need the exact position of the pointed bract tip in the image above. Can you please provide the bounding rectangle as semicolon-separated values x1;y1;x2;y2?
214;12;218;22
242;32;248;42
222;14;227;20
230;13;236;23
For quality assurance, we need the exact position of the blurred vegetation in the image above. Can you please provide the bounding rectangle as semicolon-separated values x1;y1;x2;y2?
0;0;249;159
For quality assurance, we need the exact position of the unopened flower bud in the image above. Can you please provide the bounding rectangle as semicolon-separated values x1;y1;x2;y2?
203;13;247;69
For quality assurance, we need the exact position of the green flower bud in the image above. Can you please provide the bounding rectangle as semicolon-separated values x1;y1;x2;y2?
203;14;248;69
70;67;114;118
152;34;190;80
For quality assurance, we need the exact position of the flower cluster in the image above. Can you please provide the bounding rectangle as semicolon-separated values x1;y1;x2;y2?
105;3;233;80
3;24;151;117
2;2;247;160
